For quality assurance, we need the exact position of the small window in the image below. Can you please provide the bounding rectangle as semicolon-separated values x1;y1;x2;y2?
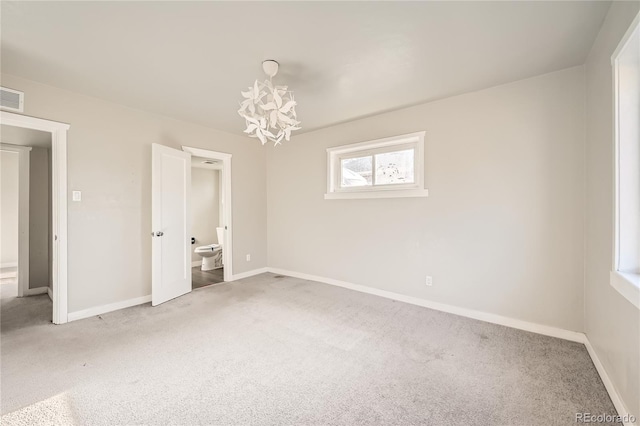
325;131;427;199
610;12;640;309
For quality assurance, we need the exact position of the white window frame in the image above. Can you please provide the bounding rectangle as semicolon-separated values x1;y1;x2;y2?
325;131;428;200
610;11;640;309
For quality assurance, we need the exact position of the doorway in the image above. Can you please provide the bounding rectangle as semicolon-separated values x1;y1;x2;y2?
1;134;53;326
0;111;69;324
150;144;232;306
183;146;233;284
190;155;225;289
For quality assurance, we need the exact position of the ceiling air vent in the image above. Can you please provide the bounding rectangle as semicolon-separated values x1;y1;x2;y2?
0;87;24;112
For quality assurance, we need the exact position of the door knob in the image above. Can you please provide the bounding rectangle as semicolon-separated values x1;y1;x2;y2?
151;231;164;237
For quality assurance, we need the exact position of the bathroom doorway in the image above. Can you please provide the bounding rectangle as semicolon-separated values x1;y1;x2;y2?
183;146;233;287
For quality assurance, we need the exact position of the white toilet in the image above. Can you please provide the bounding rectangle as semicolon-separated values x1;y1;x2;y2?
194;227;224;271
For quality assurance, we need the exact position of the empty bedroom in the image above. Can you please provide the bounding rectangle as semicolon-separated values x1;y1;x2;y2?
0;1;638;425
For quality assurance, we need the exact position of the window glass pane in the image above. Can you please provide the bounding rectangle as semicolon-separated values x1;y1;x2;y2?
341;156;372;187
375;149;414;185
616;25;640;273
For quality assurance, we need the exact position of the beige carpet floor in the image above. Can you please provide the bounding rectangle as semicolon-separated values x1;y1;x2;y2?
1;273;618;425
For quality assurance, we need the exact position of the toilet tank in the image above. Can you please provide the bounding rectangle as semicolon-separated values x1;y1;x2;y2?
216;227;224;247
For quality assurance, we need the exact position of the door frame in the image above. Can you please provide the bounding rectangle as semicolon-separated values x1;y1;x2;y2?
182;146;233;282
1;111;70;324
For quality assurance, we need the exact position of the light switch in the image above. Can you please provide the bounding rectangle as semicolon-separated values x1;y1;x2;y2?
72;191;82;201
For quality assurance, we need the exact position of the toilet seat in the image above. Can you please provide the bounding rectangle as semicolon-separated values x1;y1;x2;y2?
195;244;221;253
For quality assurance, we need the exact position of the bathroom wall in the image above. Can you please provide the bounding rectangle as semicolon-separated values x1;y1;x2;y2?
29;147;51;289
267;66;586;332
584;1;640;419
191;167;220;262
0;73;268;313
0;150;19;268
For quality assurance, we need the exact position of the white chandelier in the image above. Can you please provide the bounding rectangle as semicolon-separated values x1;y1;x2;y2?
238;60;301;146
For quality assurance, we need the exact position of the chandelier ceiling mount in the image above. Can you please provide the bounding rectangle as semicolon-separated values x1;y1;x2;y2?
262;59;279;78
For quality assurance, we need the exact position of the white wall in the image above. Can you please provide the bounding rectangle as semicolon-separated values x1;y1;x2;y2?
0;73;268;313
585;1;640;419
191;168;219;262
267;66;586;332
29;147;51;289
0;150;19;267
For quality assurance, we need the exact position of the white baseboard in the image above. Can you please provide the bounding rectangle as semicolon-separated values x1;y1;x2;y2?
268;267;585;343
191;260;202;267
23;287;48;296
68;266;268;322
267;267;638;422
0;270;17;279
0;262;18;269
67;295;151;322
231;267;269;281
54;264;634;423
584;339;635;425
47;287;52;301
67;267;266;322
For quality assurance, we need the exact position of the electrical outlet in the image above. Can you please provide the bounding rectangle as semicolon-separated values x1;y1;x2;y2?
246;254;251;262
425;276;433;286
72;191;82;201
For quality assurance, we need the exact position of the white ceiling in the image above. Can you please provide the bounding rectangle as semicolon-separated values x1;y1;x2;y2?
1;124;51;149
1;1;610;135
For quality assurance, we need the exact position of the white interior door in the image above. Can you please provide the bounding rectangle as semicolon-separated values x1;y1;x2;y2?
152;143;192;306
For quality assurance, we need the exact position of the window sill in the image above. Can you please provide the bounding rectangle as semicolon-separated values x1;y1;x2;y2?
324;189;429;200
610;270;640;309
